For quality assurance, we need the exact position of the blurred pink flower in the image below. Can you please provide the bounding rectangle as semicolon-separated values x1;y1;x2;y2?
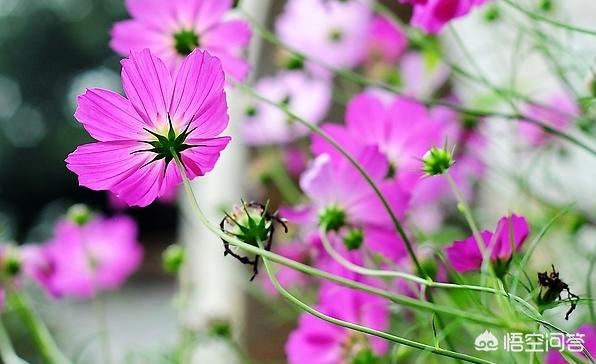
297;149;411;263
407;0;490;33
108;183;177;210
243;71;331;145
66;49;230;207
25;216;143;299
276;0;372;76
283;145;309;177
111;0;251;80
365;15;408;65
518;93;579;146
445;214;529;273
546;324;596;364
285;285;389;364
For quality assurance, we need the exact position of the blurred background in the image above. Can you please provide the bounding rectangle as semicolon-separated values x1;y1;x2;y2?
0;0;595;363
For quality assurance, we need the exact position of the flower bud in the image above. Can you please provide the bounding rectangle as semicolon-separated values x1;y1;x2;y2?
343;228;363;250
67;204;92;226
319;206;346;232
222;202;275;247
422;146;455;176
208;319;232;339
162;244;185;274
483;4;500;22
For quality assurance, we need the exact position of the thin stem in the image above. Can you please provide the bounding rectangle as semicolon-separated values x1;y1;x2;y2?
93;294;112;364
235;83;425;277
588;250;596;326
172;156;521;331
318;227;541;318
502;0;596;37
257;239;495;364
0;319;28;364
6;287;71;364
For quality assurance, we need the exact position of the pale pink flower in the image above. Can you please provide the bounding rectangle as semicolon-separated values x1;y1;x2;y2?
111;0;251;80
285;285;389;363
66;49;230;207
243;71;331;145
276;0;372;76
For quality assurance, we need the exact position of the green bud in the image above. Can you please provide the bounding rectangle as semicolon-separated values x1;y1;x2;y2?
343;228;364;250
67;204;92;226
208;320;232;339
285;54;305;70
162;244;185;274
174;29;199;56
483;4;500;22
422;146;455;176
319;206;346;232
3;253;21;277
538;0;553;12
222;201;274;247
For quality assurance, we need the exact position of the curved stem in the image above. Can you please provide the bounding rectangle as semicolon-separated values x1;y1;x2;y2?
318;227;541;318
6;286;71;364
172;156;521;331
0;319;28;364
235;83;424;277
257;240;495;364
501;0;596;37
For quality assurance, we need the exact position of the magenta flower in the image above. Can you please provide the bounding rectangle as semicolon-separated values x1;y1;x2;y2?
445;214;530;274
276;0;372;76
518;93;579;146
312;92;446;188
286;285;389;364
546;324;596;364
365;15;408;65
66;49;230;207
110;0;251;80
26;215;143;299
407;0;490;34
243;71;331;145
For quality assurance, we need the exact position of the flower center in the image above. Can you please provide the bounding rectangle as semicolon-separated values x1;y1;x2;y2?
174;29;200;56
328;29;344;43
319;206;346;231
343;228;363;250
133;115;196;169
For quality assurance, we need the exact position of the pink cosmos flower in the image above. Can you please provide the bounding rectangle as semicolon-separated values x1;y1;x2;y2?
297;148;411;263
276;0;372;76
110;0;251;80
518;93;579;146
66;49;230;207
285;285;389;364
243;71;331;145
445;214;529;273
407;0;490;34
313;92;446;188
108;183;178;210
365;15;408;65
546;324;596;364
25;215;143;299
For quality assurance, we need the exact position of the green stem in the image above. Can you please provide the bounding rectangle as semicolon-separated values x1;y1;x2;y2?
502;0;596;37
588;250;596;326
235;83;425;277
318;227;541;318
172;156;521;331
266;158;302;205
0;319;28;364
257;239;495;364
7;288;71;364
93;294;112;364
